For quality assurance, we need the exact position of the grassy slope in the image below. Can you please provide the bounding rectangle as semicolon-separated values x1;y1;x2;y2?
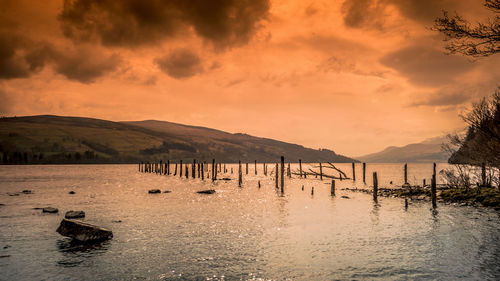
0;115;357;163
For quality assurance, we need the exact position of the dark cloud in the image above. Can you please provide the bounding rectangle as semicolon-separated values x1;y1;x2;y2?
380;44;473;86
341;0;460;29
155;49;203;79
59;0;270;49
409;89;472;107
317;56;356;73
53;47;122;83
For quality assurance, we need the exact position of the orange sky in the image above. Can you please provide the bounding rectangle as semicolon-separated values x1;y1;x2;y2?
1;0;499;156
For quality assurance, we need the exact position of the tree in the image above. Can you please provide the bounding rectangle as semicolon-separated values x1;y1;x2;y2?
433;0;499;57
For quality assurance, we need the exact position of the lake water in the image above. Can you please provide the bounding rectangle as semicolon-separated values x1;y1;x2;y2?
0;164;499;280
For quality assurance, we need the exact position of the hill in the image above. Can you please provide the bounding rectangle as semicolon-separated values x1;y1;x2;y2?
357;136;450;163
0;115;356;164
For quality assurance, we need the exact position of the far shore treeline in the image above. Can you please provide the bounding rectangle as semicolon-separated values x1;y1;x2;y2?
0;115;357;164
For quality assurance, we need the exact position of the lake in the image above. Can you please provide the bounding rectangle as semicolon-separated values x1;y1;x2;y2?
0;164;499;280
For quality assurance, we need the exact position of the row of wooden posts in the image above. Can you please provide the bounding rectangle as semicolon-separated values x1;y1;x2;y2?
138;158;438;208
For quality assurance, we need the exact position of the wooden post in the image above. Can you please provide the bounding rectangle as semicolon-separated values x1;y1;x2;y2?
246;163;248;175
185;164;189;179
373;172;378;202
352;163;356;181
192;159;196;179
174;163;177;176
258;180;261;188
160;160;163;174
255;160;257;175
404;163;408;184
423;179;426;187
224;163;226;173
363;163;366;183
311;187;314;195
212;159;215;181
299;159;303;178
214;162;218;181
433;163;436;178
275;163;279;189
431;173;437;209
331;180;335;196
264;163;267;176
280;156;285;193
481;162;486;187
287;163;291;178
201;162;204;180
319;162;323;181
238;160;242;187
231;167;233;174
198;162;201;178
405;198;408;209
180;160;183;177
167;160;170;175
138;163;140;172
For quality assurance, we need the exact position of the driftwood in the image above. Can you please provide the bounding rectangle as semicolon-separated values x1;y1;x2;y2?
295;162;351;180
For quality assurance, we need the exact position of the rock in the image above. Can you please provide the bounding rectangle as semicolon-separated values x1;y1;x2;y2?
7;193;19;196
68;191;76;194
163;190;171;193
220;178;231;181
197;189;216;194
340;195;350;199
33;207;43;210
56;219;113;242
22;190;33;194
0;203;5;206
111;220;122;223
148;189;161;194
65;210;85;219
42;207;59;213
0;255;10;258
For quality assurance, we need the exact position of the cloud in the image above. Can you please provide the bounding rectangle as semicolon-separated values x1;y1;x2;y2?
155;49;203;79
58;0;270;49
0;87;13;115
53;47;122;83
380;44;474;86
409;89;472;107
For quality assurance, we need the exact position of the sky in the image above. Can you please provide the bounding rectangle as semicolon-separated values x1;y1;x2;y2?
1;0;499;157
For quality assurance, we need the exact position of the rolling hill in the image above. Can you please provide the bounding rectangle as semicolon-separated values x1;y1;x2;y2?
0;115;357;164
357;136;450;163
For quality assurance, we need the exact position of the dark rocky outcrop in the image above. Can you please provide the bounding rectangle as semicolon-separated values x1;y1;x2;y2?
56;219;113;242
65;210;85;219
197;189;216;194
148;189;161;194
42;207;59;213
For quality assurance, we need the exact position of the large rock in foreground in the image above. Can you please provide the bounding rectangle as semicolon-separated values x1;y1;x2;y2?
56;219;113;242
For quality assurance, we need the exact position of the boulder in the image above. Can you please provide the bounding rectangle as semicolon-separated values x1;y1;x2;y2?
148;189;161;194
65;210;85;219
56;219;113;242
197;189;216;194
42;207;59;213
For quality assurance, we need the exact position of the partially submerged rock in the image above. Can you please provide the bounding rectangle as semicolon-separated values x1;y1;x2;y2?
42;207;59;213
65;210;85;219
148;189;161;194
68;191;76;194
7;193;19;196
163;190;171;193
220;178;232;181
340;195;350;199
56;219;113;242
197;189;216;194
22;190;33;194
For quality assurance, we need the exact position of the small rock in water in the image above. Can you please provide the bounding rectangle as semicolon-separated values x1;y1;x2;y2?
111;220;122;223
7;193;19;196
340;195;350;199
220;178;231;181
65;210;85;219
68;191;76;194
0;255;10;258
163;190;171;193
148;189;161;194
197;189;216;194
56;219;113;242
22;190;33;194
42;207;59;213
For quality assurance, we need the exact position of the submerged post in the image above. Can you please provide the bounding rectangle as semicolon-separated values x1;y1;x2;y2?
185;164;189;179
280;156;285;193
431;172;437;209
363;163;366;183
238;160;242;187
174;163;177;176
201;162;204;180
319;163;323;181
192;159;196;179
299;159;303;178
180;160;183;177
275;163;279;189
404;163;408;184
352;163;356;181
246;163;248;175
212;159;215;181
481;162;487;187
373;172;378;202
255;160;257;175
167;160;170;175
331;180;335;196
287;163;291;178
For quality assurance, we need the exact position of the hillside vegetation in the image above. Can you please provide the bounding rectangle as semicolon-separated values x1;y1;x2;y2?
0;115;356;164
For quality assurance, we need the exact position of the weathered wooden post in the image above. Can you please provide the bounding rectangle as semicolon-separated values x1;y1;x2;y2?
319;162;323;181
238;160;242;187
180;160;183;177
280;156;285;193
167;160;170;175
231;167;233;174
311;187;314;195
192;159;196;178
174;163;177;176
224;163;226;173
258;180;261;188
363;163;366;183
352;163;356;181
160;160;163;174
246;163;248;175
254;160;257;175
138;163;141;172
212;159;215;181
331;180;335;196
197;162;201;178
431;172;437;209
264;163;267;176
275;163;279;189
405;198;409;209
433;163;436;178
201;162;204;180
185;164;189;179
214;162;218;181
299;159;303;178
481;162;486;187
404;163;408;184
423;179;426;187
373;172;378;202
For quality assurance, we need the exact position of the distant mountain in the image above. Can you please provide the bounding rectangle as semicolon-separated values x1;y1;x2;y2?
357;135;450;163
0;115;356;164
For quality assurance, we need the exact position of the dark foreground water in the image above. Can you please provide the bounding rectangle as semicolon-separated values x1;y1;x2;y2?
0;164;499;280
